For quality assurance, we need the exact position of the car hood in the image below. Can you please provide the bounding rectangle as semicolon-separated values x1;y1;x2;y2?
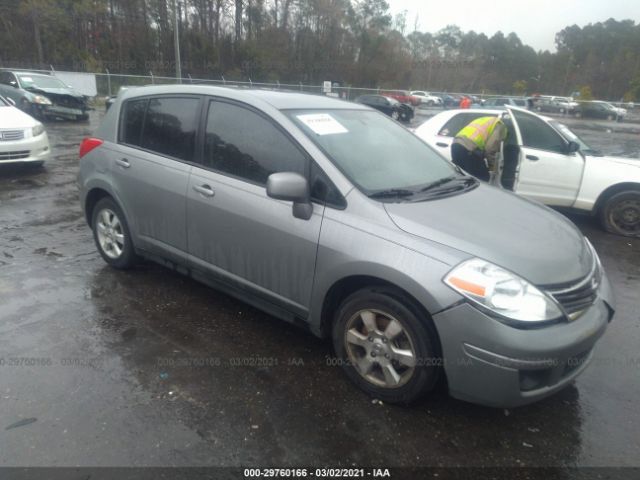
27;87;84;100
384;185;592;286
591;155;640;168
0;106;39;128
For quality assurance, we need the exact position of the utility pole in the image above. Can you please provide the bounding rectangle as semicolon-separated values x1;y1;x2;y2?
174;0;182;83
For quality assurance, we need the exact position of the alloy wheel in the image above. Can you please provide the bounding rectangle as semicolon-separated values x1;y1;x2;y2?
344;309;417;388
95;208;125;259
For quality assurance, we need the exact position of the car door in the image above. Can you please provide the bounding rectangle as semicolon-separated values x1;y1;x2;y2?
508;108;584;206
377;97;393;116
0;72;21;104
112;95;201;261
186;98;324;316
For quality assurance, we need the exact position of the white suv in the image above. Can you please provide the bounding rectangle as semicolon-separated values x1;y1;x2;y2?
410;91;443;106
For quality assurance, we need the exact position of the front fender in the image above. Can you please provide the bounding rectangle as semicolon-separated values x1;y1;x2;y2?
309;212;466;335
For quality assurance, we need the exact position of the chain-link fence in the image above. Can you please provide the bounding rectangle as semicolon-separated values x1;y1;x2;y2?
2;66;637;112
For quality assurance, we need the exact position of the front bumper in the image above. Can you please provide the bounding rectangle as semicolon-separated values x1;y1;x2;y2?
38;104;88;119
432;274;614;408
0;132;51;165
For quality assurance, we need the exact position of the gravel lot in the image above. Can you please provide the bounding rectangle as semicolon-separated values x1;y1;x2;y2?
0;111;639;476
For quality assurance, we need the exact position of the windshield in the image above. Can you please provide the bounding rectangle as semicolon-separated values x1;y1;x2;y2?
18;74;67;89
550;120;599;154
287;109;463;196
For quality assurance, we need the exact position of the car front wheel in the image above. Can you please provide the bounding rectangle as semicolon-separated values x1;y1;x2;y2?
332;287;441;404
91;197;137;268
600;190;640;237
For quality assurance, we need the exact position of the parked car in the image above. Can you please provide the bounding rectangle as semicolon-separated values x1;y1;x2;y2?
0;94;50;167
414;107;640;237
355;94;414;123
482;97;527;109
0;70;89;121
410;91;443;106
380;90;420;106
78;85;614;407
576;101;625;121
438;94;462;109
534;96;578;114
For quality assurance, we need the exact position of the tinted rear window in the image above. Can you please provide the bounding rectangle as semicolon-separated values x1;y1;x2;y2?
140;97;200;161
121;99;147;146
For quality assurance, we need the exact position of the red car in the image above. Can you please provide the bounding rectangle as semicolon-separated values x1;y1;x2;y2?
381;90;420;107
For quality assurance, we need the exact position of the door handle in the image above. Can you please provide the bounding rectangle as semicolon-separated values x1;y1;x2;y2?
526;154;539;161
193;184;215;198
115;158;130;168
436;142;449;148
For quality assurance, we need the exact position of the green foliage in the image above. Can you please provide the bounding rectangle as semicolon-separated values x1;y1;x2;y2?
512;80;527;95
624;75;640;102
578;86;594;100
0;1;637;99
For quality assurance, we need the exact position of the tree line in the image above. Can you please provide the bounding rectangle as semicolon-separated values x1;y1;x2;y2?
1;0;639;100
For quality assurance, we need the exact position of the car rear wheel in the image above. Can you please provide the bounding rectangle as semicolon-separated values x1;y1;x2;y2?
332;287;440;404
600;190;640;237
91;197;137;268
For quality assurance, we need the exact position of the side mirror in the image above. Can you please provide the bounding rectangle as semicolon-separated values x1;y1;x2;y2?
9;81;18;88
567;141;580;154
266;172;313;220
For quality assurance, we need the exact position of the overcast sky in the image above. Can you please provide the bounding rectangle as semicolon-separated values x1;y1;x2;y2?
388;0;640;52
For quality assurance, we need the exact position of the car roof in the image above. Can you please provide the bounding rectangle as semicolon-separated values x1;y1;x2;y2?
121;84;366;111
416;107;553;131
5;71;52;77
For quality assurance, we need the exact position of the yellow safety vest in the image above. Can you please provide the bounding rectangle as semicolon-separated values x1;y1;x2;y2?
456;117;502;150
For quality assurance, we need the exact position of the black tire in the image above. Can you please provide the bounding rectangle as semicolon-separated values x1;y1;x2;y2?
91;197;138;268
332;287;441;404
599;190;640;237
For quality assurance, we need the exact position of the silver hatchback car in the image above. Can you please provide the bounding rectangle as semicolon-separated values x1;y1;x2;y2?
78;85;614;407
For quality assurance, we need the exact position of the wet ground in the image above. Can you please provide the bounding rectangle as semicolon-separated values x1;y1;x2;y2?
0;111;639;473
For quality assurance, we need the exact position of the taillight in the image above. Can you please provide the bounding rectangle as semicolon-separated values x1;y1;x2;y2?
79;137;103;159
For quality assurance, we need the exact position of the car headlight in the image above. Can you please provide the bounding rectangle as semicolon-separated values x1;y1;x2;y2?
444;258;563;324
32;123;45;137
32;95;52;105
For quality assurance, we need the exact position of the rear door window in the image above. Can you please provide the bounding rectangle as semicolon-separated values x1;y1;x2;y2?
139;97;200;162
438;113;491;137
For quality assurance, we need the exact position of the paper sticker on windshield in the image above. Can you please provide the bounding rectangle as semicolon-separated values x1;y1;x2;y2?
21;76;33;82
297;113;348;135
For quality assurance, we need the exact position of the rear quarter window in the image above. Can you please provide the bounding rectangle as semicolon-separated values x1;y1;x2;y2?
120;99;147;146
437;113;491;137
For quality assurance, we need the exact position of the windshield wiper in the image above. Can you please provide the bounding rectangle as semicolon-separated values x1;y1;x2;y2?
418;175;479;193
369;188;416;200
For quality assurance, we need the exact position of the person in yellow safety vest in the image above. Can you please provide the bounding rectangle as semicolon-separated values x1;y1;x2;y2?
451;116;508;182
